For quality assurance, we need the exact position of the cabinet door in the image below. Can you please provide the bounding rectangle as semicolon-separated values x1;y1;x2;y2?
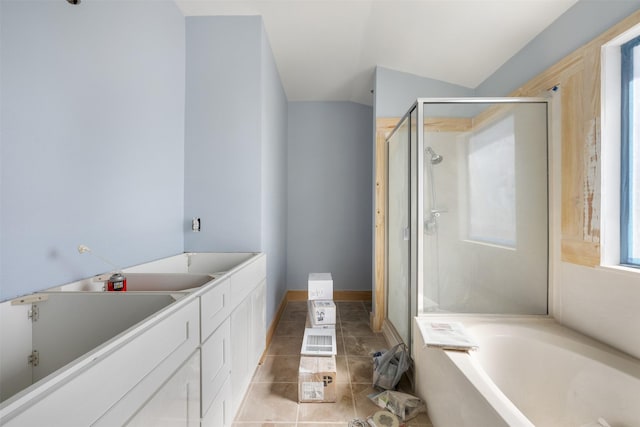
201;376;231;427
125;350;200;427
250;280;266;367
201;318;231;417
229;296;251;417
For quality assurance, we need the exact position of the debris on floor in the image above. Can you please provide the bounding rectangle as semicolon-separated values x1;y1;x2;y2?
372;343;411;389
349;409;402;427
368;410;402;426
368;390;427;422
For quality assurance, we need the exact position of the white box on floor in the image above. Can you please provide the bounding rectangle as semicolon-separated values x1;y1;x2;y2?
298;356;337;403
305;312;335;330
308;273;333;301
308;300;336;327
301;327;337;356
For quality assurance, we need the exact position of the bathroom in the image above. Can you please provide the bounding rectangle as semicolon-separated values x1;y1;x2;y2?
1;1;640;426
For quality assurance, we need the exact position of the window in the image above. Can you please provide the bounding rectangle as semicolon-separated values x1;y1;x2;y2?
621;36;640;267
467;115;516;247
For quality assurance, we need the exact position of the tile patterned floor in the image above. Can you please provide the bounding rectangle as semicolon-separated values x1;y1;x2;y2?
232;300;433;427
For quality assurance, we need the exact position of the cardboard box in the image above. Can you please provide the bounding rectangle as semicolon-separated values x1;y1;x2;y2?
308;300;336;327
298;356;337;403
301;327;337;356
308;273;333;300
305;312;335;330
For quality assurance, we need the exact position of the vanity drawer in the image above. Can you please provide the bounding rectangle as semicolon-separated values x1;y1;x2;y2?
200;278;230;342
201;318;231;416
122;350;200;427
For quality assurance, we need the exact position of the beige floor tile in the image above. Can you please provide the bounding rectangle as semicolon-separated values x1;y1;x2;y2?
297;383;355;422
274;320;306;337
339;308;370;322
268;336;303;355
335;356;349;383
285;300;308;310
336;301;365;312
340;320;375;337
406;412;434;427
351;383;382;419
280;308;308;322
347;356;373;384
336;335;345;355
343;335;387;357
297;423;349;426
254;355;300;383
234;383;299;423
232;423;296;427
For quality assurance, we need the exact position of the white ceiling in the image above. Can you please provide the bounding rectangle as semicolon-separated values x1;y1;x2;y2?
176;0;579;105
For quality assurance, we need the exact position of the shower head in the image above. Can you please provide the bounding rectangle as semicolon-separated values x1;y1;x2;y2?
426;147;443;165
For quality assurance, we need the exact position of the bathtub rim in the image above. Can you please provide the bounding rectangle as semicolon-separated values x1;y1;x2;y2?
417;313;640;372
414;313;640;427
414;314;540;427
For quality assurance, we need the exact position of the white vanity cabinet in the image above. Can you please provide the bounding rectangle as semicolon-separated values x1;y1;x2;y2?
0;252;267;427
0;294;200;427
198;253;267;426
130;252;267;426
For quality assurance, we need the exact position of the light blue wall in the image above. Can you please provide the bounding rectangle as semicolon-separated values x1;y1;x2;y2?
261;27;289;321
184;16;288;323
287;102;373;291
184;16;263;252
375;1;640;112
0;0;186;300
476;0;640;96
375;66;474;118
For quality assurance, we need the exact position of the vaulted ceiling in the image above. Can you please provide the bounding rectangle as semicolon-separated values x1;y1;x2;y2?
176;0;579;105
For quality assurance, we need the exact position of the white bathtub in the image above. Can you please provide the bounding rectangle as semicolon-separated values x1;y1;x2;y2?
413;316;640;427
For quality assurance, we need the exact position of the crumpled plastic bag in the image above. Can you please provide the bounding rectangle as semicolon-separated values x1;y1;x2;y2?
367;390;427;422
372;343;410;390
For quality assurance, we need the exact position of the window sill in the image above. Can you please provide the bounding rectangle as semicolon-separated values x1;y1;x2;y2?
597;264;640;278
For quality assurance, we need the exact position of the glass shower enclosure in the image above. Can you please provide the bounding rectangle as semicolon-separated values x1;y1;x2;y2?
386;98;549;348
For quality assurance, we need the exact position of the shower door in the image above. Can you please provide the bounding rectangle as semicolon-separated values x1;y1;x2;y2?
420;99;549;315
386;108;417;346
386;98;549;349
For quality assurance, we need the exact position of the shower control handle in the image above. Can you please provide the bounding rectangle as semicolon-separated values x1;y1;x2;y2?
430;208;448;217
